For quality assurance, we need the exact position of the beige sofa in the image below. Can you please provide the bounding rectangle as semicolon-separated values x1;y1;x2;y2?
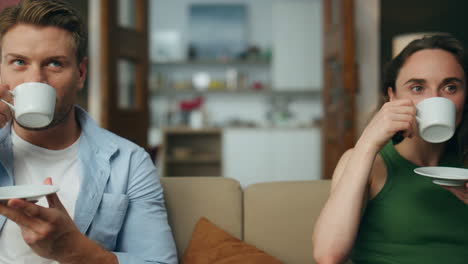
161;177;331;264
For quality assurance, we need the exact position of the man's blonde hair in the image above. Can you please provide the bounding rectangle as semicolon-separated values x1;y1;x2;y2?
0;0;87;63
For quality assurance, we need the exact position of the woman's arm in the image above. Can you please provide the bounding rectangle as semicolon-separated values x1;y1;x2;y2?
312;99;416;264
312;146;378;264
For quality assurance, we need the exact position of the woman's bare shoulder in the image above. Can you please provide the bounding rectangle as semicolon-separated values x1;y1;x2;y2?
330;147;387;197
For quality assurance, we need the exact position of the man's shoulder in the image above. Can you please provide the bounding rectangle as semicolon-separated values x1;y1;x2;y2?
86;125;144;152
77;108;145;155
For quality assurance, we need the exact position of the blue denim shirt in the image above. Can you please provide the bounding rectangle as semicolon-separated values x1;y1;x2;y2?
0;107;178;264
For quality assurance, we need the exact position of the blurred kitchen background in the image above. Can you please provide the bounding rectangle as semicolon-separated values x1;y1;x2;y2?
2;0;466;188
147;0;323;188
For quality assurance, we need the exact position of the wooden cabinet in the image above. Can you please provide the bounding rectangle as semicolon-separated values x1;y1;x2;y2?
160;128;222;177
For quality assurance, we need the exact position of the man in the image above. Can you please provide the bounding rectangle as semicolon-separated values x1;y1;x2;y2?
0;0;178;263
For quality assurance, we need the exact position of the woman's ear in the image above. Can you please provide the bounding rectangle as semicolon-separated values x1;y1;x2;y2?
387;87;395;101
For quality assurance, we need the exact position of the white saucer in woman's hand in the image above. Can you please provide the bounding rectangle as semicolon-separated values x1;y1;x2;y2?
0;185;59;202
414;166;468;186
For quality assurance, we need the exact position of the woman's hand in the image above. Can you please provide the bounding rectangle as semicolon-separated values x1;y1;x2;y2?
356;99;417;153
442;182;468;204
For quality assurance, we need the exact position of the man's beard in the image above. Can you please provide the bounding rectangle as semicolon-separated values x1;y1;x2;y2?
16;104;74;131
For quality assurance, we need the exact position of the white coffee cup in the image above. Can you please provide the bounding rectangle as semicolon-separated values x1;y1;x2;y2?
1;82;56;128
416;97;456;143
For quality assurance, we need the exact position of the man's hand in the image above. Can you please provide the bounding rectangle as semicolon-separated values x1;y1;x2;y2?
442;182;468;205
0;83;12;127
0;178;118;264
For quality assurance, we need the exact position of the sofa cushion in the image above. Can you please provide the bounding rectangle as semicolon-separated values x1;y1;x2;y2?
183;217;283;264
161;177;243;259
244;180;331;264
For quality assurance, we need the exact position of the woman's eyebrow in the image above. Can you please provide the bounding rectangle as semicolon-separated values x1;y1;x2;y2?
440;77;464;85
404;78;426;85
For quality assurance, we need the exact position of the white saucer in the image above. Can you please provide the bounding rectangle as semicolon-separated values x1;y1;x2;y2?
414;166;468;187
0;185;59;202
432;179;464;187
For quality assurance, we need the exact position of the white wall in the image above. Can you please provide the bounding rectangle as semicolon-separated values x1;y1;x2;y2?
355;0;380;135
272;1;322;90
88;0;102;123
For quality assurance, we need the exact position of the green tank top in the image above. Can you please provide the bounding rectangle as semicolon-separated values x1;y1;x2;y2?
351;141;468;264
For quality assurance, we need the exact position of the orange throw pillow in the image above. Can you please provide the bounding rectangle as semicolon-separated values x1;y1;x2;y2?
183;217;284;264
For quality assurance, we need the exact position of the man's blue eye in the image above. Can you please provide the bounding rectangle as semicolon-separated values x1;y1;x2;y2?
13;60;25;66
49;61;62;67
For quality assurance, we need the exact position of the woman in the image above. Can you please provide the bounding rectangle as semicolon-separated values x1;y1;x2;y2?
312;35;468;264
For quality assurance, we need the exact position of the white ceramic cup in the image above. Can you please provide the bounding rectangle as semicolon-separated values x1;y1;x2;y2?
1;82;56;128
416;97;456;143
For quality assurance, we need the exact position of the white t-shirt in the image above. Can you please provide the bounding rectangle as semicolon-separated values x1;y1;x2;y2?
0;129;82;264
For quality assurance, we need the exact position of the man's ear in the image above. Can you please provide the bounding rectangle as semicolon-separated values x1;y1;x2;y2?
77;57;88;91
387;87;395;101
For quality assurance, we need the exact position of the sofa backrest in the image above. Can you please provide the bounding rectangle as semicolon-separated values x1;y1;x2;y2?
160;177;243;259
243;180;331;264
161;177;332;263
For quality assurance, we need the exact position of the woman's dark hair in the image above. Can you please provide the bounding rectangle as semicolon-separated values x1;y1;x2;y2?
382;34;468;163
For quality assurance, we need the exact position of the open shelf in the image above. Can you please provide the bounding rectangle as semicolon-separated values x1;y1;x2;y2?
152;59;270;66
160;128;222;177
151;88;321;97
166;156;221;164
